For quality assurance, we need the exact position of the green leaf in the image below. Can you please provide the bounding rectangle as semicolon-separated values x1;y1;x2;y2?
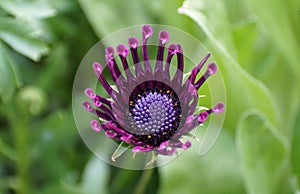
78;0;153;38
0;16;51;61
79;0;198;38
79;156;109;194
181;0;236;53
178;1;296;193
0;42;21;100
109;166;159;194
36;43;68;89
159;131;246;194
178;0;279;132
260;54;300;137
0;31;49;62
237;111;289;194
244;0;300;79
0;16;53;43
0;0;56;19
291;111;300;187
0;137;16;161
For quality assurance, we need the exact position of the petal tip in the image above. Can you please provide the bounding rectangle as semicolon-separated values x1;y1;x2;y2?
116;44;129;57
213;102;224;114
142;24;153;39
82;100;93;112
207;63;217;75
93;62;103;74
90;119;102;132
159;30;169;44
128;37;139;49
84;88;95;98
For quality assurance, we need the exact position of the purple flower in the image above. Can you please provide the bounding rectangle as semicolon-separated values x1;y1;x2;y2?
83;24;224;160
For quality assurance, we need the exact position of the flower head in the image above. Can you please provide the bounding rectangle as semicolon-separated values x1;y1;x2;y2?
83;24;224;161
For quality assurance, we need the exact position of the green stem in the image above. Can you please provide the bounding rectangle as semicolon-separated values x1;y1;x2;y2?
16;119;30;194
133;168;154;194
7;106;30;194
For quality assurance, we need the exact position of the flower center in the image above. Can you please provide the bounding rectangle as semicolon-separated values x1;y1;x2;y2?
128;81;182;147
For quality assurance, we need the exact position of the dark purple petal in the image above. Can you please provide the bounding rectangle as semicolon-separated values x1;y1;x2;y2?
103;122;137;140
85;88;112;108
93;99;114;118
93;62;114;95
117;44;134;81
116;44;129;58
93;95;112;108
142;24;153;73
194;62;218;90
82;100;111;121
188;53;211;84
155;30;169;76
198;111;208;123
164;44;178;80
172;44;184;86
106;47;123;82
128;37;144;77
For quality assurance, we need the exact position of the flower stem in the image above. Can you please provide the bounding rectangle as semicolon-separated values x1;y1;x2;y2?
15;118;30;194
133;168;154;194
7;105;30;194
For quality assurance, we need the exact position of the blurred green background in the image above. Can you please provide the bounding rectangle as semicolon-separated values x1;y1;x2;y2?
0;0;299;194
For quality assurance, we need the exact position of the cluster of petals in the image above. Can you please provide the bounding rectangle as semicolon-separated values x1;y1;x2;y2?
83;24;224;159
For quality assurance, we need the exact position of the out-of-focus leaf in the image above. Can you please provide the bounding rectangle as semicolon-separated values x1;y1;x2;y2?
0;15;52;61
0;42;21;100
79;0;206;43
0;17;46;40
0;31;49;62
182;0;237;53
178;0;279;132
159;131;246;194
78;0;152;38
291;111;300;186
79;156;109;194
178;1;296;194
222;0;300;137
32;182;85;194
109;166;159;194
30;108;89;190
244;0;300;79
0;138;16;161
231;22;258;73
237;111;289;194
37;43;68;89
261;54;300;137
0;0;56;19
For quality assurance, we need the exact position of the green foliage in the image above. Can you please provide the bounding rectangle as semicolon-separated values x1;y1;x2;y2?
237;111;289;194
0;0;299;194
